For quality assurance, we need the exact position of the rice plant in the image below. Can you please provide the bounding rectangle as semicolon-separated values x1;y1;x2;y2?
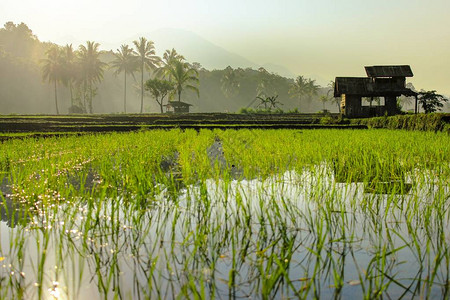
0;129;448;299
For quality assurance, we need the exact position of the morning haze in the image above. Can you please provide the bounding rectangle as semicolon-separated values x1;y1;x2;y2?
1;0;449;114
2;2;450;299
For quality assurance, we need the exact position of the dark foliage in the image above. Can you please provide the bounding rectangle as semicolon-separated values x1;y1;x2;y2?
418;90;448;113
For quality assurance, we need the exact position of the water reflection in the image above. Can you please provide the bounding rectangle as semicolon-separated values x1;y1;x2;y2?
0;177;30;228
0;169;448;299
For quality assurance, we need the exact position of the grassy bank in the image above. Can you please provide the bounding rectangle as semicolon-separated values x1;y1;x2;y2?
348;113;450;132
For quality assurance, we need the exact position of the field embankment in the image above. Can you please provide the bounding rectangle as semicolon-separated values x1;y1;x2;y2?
349;113;450;132
1;113;449;140
0;113;361;137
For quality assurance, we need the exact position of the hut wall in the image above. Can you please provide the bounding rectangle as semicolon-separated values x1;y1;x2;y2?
174;106;190;113
385;96;398;116
342;95;367;118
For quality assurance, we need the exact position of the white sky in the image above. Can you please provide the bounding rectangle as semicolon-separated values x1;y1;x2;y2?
2;0;450;93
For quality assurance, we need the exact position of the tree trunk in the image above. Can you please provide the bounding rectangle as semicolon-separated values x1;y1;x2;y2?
124;72;127;113
69;82;73;107
89;82;93;114
160;101;164;113
415;95;418;114
140;63;144;113
54;80;59;115
83;81;87;112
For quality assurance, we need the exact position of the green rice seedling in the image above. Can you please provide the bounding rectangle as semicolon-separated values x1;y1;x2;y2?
0;128;449;298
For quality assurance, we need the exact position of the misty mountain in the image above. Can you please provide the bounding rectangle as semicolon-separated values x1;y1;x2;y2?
55;28;298;79
261;63;296;79
52;35;118;52
123;28;257;71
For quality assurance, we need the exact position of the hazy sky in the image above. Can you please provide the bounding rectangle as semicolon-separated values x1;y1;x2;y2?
2;0;450;93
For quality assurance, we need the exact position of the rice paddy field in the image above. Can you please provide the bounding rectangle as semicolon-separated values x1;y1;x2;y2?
0;128;449;299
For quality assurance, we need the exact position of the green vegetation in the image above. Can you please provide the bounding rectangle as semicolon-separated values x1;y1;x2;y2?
2;22;449;115
288;75;320;111
40;46;62;114
0;129;449;299
418;90;448;113
76;41;107;113
110;44;138;113
133;37;160;113
144;78;175;113
0;22;340;115
167;60;200;103
350;113;450;133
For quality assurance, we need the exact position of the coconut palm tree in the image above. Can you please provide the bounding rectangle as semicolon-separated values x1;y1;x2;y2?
157;48;185;78
289;75;319;111
326;80;341;112
61;44;76;107
41;45;63;114
133;37;160;113
167;60;199;103
77;41;107;113
110;44;137;113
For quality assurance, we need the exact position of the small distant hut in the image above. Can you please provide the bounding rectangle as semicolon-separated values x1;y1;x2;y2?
334;65;417;118
164;101;193;113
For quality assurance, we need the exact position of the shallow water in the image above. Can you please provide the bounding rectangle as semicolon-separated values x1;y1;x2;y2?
0;167;449;299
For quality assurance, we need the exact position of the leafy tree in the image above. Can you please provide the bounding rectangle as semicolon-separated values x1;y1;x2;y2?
256;67;278;98
167;60;199;103
41;46;63;114
190;62;203;71
418;90;448;113
77;41;107;113
1;22;41;60
220;66;241;98
110;44;137;113
145;78;174;113
133;37;160;113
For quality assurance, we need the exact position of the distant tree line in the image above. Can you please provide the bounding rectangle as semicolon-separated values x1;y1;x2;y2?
1;22;447;115
41;38;200;114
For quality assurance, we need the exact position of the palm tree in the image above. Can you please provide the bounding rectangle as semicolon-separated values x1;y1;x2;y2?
61;44;76;107
110;44;137;113
167;60;199;103
289;75;319;111
77;41;107;113
326;80;340;112
133;37;160;113
256;95;282;111
41;45;63;114
158;48;185;77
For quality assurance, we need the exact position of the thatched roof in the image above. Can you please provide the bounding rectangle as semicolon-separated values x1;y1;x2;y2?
334;77;371;97
165;101;193;107
365;65;413;78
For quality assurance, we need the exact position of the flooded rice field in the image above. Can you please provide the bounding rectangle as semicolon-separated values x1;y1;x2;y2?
0;129;449;299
